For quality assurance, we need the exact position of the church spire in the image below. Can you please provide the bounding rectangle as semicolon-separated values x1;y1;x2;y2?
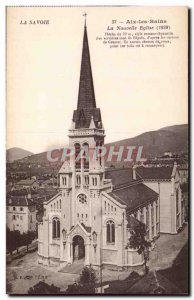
83;12;87;28
77;17;96;110
72;16;102;129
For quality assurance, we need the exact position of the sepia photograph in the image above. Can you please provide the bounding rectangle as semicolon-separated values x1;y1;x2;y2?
6;6;189;295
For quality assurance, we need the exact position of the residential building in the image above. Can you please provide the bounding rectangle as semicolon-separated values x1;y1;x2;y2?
15;178;39;191
6;195;36;233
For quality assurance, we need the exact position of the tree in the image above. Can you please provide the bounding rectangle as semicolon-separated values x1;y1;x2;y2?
79;266;98;293
6;228;22;254
126;222;151;274
65;266;98;294
22;231;36;251
65;282;80;294
6;227;14;254
28;281;61;294
6;227;36;254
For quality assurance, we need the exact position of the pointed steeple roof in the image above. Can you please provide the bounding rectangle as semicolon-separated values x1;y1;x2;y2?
72;19;102;129
77;25;96;110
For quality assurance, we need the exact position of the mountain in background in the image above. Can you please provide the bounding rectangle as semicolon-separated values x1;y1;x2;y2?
106;124;188;159
8;124;188;165
6;147;34;162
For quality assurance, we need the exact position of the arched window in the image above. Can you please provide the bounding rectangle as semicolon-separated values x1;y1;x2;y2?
59;199;61;210
106;220;115;243
52;218;56;238
92;177;97;186
85;175;89;185
57;219;60;237
62;176;66;185
176;189;179;214
99;141;103;166
140;208;144;223
151;204;154;236
146;206;149;227
52;217;60;238
96;141;99;161
75;143;81;169
76;175;81;185
83;143;89;169
96;141;103;166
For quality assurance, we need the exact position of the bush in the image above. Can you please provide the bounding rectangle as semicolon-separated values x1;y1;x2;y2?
28;281;61;294
6;227;36;254
65;266;98;294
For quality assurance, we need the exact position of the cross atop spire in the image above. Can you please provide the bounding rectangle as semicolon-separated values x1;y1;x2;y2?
83;12;87;27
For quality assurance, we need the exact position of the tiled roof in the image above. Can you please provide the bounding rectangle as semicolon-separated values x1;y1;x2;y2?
7;196;35;207
144;158;187;166
70;223;91;234
109;183;158;212
73;108;102;130
15;179;36;186
136;166;173;180
105;168;134;187
128;271;182;294
43;191;61;203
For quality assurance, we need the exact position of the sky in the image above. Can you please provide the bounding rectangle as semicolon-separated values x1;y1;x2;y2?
6;6;188;153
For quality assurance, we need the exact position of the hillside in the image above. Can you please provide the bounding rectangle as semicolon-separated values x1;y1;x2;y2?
106;124;188;159
9;124;188;165
6;147;34;162
159;124;188;136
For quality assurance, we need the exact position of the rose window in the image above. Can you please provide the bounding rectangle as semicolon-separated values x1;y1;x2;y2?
78;193;87;204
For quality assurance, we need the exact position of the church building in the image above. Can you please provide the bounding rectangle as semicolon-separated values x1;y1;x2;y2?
38;21;159;268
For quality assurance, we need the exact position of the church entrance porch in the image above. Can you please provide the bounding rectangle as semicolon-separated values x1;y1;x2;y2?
66;223;91;266
73;235;85;261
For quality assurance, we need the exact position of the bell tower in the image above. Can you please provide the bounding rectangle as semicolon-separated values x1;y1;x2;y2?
59;17;106;230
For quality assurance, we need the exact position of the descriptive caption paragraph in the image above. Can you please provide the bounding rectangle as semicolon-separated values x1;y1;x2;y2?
96;18;180;48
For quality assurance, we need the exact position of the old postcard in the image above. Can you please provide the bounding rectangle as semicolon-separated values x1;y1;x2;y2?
6;6;189;295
